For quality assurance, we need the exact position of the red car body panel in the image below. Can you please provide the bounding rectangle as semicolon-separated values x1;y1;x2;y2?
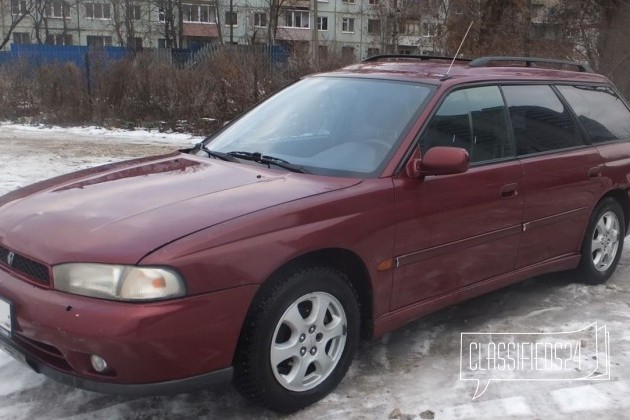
1;59;629;393
391;160;524;309
0;154;360;266
0;266;256;383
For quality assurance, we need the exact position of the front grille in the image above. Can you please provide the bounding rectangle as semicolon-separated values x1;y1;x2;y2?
0;246;50;285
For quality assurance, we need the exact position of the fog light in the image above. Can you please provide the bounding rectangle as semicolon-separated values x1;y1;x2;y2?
90;355;108;373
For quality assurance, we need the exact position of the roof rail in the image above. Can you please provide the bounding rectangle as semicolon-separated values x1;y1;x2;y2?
362;54;472;63
468;56;593;73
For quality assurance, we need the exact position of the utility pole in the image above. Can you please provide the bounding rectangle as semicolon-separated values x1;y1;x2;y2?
312;0;319;62
229;0;234;44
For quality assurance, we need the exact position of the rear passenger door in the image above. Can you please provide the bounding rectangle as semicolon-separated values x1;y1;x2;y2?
502;85;606;268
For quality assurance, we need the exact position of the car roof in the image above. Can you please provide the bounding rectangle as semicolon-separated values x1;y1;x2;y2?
327;56;611;86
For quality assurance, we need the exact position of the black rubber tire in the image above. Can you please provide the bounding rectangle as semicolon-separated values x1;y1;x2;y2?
233;267;360;413
576;197;625;284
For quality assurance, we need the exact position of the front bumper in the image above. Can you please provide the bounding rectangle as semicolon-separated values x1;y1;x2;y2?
0;267;257;394
0;334;233;395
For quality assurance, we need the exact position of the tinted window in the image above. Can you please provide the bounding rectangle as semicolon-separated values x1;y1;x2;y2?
420;86;513;163
502;85;583;155
557;85;630;143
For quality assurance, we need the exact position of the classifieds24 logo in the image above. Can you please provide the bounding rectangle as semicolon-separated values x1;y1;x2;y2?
460;323;610;399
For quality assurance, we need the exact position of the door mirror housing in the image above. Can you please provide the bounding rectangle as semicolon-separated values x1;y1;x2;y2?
406;146;470;178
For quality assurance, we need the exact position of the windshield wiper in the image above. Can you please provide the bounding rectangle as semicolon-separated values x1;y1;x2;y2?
195;143;237;162
227;151;308;174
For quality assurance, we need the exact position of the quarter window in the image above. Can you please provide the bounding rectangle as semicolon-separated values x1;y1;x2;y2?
502;85;583;155
557;85;630;143
420;86;513;163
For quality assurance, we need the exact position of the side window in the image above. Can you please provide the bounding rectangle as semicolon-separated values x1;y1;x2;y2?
502;85;583;155
556;85;630;143
419;85;513;163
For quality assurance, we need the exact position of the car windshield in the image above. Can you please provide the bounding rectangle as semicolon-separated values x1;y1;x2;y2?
201;76;434;177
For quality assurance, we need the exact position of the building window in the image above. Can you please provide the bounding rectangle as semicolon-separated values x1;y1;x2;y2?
342;17;354;33
404;21;420;35
284;10;310;29
254;12;267;27
319;45;328;58
367;19;380;34
87;35;112;48
367;47;380;57
46;0;70;18
368;0;379;4
13;32;30;44
341;0;355;3
132;5;141;20
422;22;437;37
158;8;165;22
341;45;355;60
45;34;73;45
225;11;238;26
11;0;28;15
183;4;215;23
85;2;111;19
317;16;328;31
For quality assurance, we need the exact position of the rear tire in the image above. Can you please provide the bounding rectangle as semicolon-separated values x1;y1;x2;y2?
576;197;625;284
233;267;360;413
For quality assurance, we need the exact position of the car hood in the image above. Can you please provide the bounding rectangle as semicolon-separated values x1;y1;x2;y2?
0;153;360;265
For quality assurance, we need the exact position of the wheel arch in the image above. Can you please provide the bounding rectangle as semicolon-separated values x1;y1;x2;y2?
600;188;630;234
244;248;374;341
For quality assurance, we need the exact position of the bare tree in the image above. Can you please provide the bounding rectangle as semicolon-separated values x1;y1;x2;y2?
367;0;447;55
30;0;52;44
1;0;35;49
265;0;301;45
151;0;182;47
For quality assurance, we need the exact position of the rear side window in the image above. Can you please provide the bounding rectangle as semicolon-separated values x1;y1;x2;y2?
556;85;630;143
502;85;583;155
420;85;514;163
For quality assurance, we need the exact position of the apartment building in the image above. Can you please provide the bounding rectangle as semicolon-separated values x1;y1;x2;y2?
1;0;450;59
7;1;570;61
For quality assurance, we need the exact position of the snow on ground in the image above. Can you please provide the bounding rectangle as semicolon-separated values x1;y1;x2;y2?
0;123;629;419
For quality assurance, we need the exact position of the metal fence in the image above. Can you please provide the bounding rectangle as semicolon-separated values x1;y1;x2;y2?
0;43;289;69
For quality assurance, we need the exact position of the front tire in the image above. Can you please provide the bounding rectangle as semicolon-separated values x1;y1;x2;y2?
234;267;360;413
576;197;625;284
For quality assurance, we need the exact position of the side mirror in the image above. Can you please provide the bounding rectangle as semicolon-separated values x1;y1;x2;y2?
406;146;469;178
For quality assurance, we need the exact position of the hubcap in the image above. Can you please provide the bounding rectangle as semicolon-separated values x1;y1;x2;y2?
591;210;620;272
270;292;347;392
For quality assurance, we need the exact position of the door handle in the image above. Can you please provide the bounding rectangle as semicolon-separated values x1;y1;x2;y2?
500;183;519;198
588;166;602;179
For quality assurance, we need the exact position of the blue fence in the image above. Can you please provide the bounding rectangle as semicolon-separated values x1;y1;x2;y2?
0;44;131;67
0;43;289;68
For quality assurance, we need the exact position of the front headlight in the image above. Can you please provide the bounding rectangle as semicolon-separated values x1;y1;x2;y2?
53;263;186;301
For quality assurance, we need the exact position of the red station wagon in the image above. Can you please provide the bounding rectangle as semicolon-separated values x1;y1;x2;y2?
1;56;630;412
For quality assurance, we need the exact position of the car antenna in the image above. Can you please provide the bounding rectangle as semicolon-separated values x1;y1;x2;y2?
441;21;474;81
